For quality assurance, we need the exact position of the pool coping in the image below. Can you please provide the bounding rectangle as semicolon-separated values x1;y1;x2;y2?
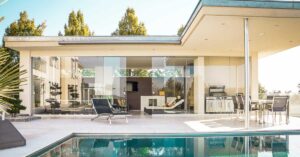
26;129;300;157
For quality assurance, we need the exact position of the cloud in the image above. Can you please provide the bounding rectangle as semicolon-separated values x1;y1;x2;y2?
0;0;8;6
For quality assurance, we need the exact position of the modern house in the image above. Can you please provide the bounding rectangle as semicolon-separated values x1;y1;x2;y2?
4;0;300;117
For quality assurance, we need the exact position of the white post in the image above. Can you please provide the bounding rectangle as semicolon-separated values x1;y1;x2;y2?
244;18;250;129
19;50;33;115
194;57;205;114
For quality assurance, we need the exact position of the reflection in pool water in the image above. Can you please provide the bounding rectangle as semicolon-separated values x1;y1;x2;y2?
35;134;295;157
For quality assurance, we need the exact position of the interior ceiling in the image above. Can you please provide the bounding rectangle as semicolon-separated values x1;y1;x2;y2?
126;57;152;68
249;17;300;57
125;57;195;68
183;11;300;57
183;15;244;56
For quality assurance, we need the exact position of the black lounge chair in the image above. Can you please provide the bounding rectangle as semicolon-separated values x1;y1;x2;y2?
91;98;129;124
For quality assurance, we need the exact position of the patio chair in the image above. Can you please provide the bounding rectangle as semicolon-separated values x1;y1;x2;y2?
232;96;243;119
91;98;129;124
267;96;289;125
235;95;259;121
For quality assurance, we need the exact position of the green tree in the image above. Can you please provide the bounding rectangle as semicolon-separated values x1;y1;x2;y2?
5;11;46;36
5;98;25;117
112;8;147;36
4;11;46;63
64;10;92;36
58;31;63;36
0;49;26;112
130;69;149;77
177;25;185;36
259;83;267;99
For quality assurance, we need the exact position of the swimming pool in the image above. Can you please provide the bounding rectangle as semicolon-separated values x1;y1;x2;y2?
28;131;300;157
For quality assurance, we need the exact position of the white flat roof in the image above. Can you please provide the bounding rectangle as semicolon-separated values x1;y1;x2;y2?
4;36;181;45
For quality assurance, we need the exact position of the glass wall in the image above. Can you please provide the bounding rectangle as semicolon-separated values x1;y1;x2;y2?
32;56;195;114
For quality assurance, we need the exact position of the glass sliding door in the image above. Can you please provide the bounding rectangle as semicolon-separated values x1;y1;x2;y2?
32;56;194;115
148;57;194;114
102;57;127;110
32;56;128;114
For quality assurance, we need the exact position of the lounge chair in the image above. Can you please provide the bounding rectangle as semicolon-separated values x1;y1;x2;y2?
144;99;184;115
91;98;129;124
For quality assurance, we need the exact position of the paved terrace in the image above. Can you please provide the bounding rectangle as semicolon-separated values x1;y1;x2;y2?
1;113;300;157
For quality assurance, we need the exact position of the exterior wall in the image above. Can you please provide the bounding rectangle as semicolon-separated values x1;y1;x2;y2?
194;57;205;114
204;57;245;95
19;50;32;115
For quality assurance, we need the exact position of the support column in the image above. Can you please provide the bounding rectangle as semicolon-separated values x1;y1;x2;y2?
194;57;205;114
19;50;33;115
244;18;250;129
251;52;259;100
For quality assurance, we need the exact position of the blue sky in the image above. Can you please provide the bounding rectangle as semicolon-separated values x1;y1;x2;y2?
0;0;198;37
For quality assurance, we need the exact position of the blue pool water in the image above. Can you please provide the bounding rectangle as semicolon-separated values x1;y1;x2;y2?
29;132;300;157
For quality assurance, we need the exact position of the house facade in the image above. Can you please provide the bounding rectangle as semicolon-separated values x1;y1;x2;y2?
4;0;300;116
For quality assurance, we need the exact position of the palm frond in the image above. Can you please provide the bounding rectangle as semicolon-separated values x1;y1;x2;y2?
0;48;27;109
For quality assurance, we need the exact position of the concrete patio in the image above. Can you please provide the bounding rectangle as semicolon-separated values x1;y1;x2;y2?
1;114;300;157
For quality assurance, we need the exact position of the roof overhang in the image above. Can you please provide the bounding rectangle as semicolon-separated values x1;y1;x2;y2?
4;0;300;57
4;36;181;45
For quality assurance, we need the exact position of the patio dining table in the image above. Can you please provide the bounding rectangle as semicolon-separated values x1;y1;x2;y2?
254;97;291;125
251;100;273;124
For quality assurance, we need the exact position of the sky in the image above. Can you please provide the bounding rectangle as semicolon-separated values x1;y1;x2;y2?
259;46;300;94
1;0;300;93
0;0;198;37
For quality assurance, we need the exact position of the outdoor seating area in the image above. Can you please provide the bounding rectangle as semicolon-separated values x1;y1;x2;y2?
232;95;290;125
